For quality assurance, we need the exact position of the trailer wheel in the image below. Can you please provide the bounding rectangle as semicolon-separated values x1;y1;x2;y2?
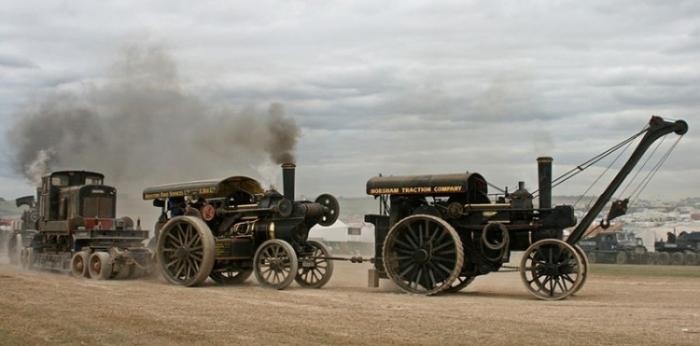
88;252;113;280
656;252;670;265
254;239;298;289
295;240;334;288
157;216;215;287
520;239;584;301
616;251;628;265
210;270;253;285
71;251;90;278
671;252;684;266
444;275;476;293
382;214;464;296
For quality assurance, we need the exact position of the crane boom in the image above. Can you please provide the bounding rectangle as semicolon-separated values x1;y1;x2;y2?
566;116;687;245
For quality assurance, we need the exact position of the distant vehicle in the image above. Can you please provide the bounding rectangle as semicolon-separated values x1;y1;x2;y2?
653;231;700;265
578;230;647;264
9;170;153;279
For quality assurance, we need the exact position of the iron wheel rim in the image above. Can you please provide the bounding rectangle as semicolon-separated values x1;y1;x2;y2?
383;214;464;295
520;239;583;300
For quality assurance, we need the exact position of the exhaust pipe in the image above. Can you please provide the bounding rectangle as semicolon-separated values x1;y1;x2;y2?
282;163;296;201
537;157;552;209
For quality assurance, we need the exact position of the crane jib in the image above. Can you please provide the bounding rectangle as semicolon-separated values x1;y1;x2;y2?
566;116;688;245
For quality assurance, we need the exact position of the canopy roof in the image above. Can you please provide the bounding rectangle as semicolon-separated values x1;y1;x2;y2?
366;172;486;196
143;176;264;200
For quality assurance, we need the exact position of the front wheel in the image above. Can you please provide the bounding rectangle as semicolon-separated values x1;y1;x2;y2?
254;239;299;290
295;240;334;288
570;244;589;295
210;270;253;285
520;239;584;301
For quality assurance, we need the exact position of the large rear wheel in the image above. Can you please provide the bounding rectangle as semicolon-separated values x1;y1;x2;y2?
382;214;464;295
157;216;215;286
444;275;476;293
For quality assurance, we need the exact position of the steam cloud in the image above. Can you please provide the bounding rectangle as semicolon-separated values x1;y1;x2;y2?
6;43;300;218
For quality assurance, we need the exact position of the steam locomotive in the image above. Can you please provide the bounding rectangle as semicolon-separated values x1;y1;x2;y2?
9;171;152;279
142;163;340;289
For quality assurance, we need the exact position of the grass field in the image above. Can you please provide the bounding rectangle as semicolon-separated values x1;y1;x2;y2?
590;263;700;278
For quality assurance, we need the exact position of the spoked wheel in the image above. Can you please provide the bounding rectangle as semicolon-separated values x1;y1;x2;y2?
382;214;464;295
295;240;334;288
157;216;215;286
444;275;476;293
571;244;589;295
88;252;113;280
71;251;90;278
254;239;299;290
210;269;253;285
520;239;584;301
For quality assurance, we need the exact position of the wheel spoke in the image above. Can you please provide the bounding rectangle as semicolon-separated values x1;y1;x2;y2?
402;227;419;249
166;232;182;246
398;263;416;279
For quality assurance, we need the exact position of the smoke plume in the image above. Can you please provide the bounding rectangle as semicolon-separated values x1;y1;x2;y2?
6;43;301;219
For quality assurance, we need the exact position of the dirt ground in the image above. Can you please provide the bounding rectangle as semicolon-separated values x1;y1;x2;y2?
1;260;699;346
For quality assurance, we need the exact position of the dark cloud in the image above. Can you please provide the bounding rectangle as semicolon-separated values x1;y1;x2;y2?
0;54;37;69
0;0;698;202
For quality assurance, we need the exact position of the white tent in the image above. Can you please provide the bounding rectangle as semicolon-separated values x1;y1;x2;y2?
309;220;374;243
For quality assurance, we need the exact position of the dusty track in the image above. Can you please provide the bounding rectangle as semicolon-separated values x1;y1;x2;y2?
1;262;699;345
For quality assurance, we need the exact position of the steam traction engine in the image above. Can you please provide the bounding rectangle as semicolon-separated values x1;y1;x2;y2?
365;116;688;300
11;171;152;279
143;164;340;289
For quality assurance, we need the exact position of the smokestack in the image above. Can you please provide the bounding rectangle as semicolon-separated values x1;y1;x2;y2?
282;163;296;200
537;157;552;209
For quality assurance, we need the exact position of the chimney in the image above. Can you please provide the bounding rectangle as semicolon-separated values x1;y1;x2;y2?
537;157;552;209
282;163;296;200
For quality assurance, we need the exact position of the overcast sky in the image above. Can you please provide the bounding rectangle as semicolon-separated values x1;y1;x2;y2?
1;0;698;204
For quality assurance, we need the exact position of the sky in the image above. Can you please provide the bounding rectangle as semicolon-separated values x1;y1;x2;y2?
1;0;699;207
